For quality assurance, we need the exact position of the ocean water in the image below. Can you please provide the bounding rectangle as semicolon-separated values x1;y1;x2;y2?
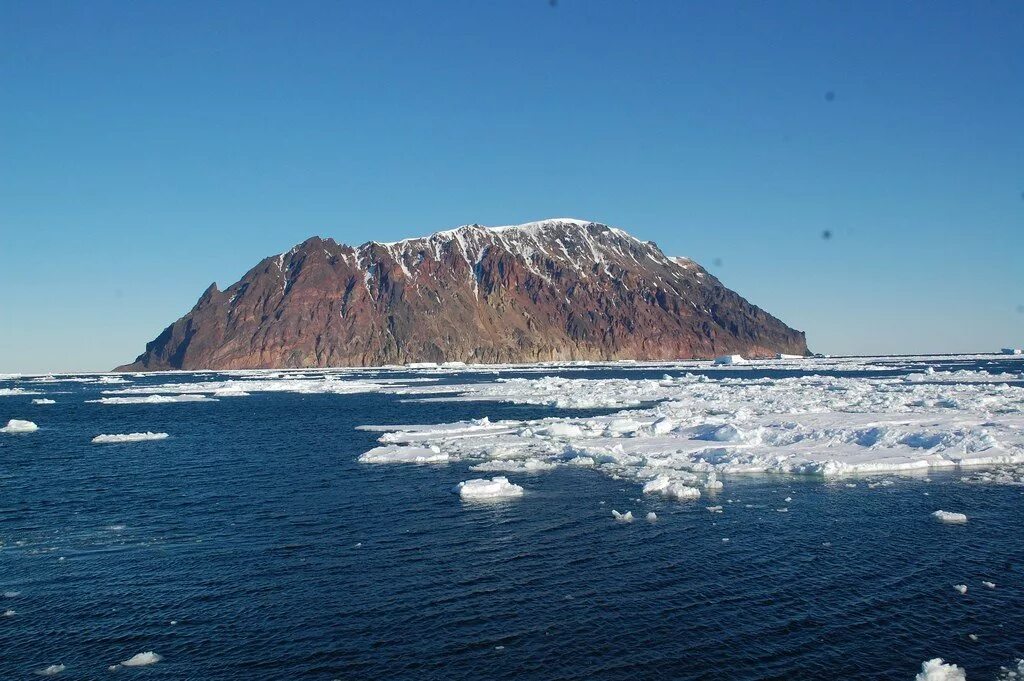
1;361;1023;679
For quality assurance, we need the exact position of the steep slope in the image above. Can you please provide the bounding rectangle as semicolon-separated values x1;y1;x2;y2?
117;219;808;370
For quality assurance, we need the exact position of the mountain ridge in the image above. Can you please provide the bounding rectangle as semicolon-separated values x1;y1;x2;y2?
116;219;809;370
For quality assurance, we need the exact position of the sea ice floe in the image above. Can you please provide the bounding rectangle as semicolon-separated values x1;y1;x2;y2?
358;446;449;464
916;658;966;681
32;398;56;405
954;584;968;594
470;458;556;473
0;388;41;396
3;608;16;617
933;510;968;524
646;512;657;522
1;419;38;433
36;664;65;676
91;432;169;444
90;394;215;405
982;581;996;589
453;476;524;500
642;476;701;500
117;651;162;667
611;510;633;523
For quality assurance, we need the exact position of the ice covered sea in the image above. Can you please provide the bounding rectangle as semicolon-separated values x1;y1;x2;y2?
1;355;1023;679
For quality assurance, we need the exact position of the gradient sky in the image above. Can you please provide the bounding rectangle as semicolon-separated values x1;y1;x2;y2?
2;1;1022;373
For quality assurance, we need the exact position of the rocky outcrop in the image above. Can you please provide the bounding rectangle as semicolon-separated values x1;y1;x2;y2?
116;219;808;370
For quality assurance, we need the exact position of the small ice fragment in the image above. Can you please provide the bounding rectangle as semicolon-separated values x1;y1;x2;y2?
3;591;20;598
611;510;634;523
706;506;723;513
721;538;729;542
646;512;657;523
32;399;56;405
1;419;38;433
36;664;66;676
170;620;178;625
777;508;788;512
3;609;15;616
453;477;524;500
982;581;995;589
784;496;792;502
953;584;967;594
933;510;968;524
120;651;162;667
915;658;965;681
968;634;978;641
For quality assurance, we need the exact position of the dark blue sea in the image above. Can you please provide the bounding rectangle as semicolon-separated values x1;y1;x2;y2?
1;358;1022;679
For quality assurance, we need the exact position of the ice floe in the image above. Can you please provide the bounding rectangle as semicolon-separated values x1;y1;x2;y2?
358;446;449;464
954;584;968;594
453;476;524;499
2;419;38;433
36;664;65;676
113;651;162;668
91;432;169;444
611;510;634;522
90;394;216;405
916;658;966;681
933;510;968;524
32;398;56;404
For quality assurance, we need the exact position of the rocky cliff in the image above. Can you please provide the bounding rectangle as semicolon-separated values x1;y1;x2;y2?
116;219;808;370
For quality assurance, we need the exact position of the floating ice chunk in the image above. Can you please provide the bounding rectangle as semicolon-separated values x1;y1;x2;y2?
611;509;634;522
36;664;66;676
4;591;20;597
0;388;40;396
713;354;746;365
933;510;968;524
784;496;793;502
453;476;524;500
915;658;965;681
91;394;215;405
119;651;162;667
32;398;56;405
359;446;449;463
651;417;675;435
92;432;169;444
646;512;657;523
213;387;250;397
3;609;15;616
705;471;724;490
643;476;701;500
1;419;38;433
470;458;555;473
953;584;968;594
982;581;996;589
565;456;595;467
706;505;723;513
540;423;584;438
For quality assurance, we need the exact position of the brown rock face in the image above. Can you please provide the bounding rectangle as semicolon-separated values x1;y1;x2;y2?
116;219;808;371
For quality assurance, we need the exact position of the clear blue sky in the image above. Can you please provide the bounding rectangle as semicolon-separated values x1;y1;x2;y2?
2;1;1022;372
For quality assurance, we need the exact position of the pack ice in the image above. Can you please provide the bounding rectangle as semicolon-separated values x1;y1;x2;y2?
359;354;1024;498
